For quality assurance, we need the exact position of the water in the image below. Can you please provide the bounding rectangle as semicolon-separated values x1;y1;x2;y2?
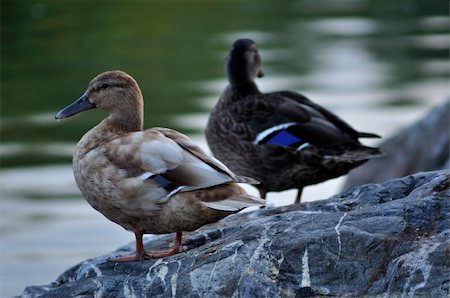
1;0;448;296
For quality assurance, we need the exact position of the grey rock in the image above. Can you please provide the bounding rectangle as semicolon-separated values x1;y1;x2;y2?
19;170;449;298
343;101;450;191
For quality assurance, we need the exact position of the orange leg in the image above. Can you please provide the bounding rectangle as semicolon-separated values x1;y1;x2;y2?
109;229;146;262
145;231;183;259
109;231;183;262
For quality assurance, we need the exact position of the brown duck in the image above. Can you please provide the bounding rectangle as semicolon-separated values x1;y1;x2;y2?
55;70;263;261
205;38;382;203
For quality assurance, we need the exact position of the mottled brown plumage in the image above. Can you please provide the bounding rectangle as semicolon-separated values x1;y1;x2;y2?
205;39;382;203
56;70;263;261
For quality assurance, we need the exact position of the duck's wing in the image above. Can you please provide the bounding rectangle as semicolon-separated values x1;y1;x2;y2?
228;92;353;148
105;128;256;199
275;91;380;139
154;127;259;184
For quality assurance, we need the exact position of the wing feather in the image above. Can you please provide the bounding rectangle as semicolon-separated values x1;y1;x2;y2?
240;92;368;147
104;128;257;202
154;127;259;184
202;194;264;211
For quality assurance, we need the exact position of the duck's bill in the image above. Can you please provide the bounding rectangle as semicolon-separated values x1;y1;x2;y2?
55;93;95;120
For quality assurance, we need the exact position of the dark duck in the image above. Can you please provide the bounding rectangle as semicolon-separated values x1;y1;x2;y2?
205;38;382;204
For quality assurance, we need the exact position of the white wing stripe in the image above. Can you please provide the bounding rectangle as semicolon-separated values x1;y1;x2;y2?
297;143;310;151
137;172;154;180
253;122;298;144
166;186;185;198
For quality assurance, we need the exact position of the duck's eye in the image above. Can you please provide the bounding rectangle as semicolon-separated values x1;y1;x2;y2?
100;83;109;90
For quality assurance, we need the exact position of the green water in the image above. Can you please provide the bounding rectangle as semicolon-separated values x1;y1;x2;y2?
1;0;448;168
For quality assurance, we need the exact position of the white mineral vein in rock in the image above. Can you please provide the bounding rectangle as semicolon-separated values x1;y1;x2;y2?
249;227;271;269
234;226;273;293
156;265;169;286
386;237;441;298
301;248;311;287
123;277;138;298
209;248;223;283
77;259;105;280
93;278;105;298
145;259;164;283
89;262;103;277
334;212;347;264
208;240;243;283
230;241;243;264
171;260;181;298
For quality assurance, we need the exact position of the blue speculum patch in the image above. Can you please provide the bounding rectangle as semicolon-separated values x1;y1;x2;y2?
153;175;180;193
265;130;302;146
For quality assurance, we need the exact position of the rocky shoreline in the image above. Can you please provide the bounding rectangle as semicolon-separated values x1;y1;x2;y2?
19;170;449;297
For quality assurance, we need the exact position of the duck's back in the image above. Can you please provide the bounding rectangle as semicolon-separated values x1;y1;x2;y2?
209;89;365;142
206;87;381;192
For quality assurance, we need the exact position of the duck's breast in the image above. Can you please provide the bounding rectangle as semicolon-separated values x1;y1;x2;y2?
73;142;166;230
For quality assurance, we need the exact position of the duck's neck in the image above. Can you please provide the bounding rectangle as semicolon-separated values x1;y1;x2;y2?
108;108;144;133
75;109;143;159
226;65;260;98
215;84;258;109
229;80;260;96
221;78;260;106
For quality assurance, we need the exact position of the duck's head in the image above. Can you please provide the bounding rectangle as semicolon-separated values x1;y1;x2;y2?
226;38;264;86
55;70;143;123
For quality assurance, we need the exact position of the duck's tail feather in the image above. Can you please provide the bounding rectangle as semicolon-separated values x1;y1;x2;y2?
358;131;381;138
233;175;260;185
326;146;384;162
203;194;265;212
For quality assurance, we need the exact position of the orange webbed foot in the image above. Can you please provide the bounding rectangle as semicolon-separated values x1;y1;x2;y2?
144;246;183;259
109;231;184;262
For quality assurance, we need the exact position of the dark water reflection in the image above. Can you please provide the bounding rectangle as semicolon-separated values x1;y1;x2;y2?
0;0;448;296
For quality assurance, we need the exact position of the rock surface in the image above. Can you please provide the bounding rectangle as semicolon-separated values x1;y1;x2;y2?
343;101;449;190
19;170;449;298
